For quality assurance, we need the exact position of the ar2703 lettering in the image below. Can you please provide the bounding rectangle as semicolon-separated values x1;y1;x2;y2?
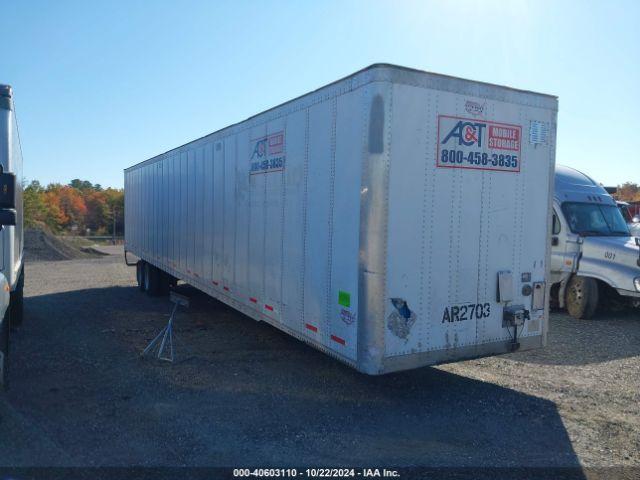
442;303;491;323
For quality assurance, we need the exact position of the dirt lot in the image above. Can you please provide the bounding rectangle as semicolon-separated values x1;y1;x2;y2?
1;254;638;469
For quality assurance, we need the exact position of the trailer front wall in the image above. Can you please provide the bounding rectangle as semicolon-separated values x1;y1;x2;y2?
125;84;368;365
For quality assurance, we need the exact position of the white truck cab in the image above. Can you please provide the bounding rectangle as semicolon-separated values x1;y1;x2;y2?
551;165;640;318
0;84;25;389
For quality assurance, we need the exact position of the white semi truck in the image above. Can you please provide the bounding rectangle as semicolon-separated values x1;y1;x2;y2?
551;166;640;319
0;85;25;389
125;64;558;374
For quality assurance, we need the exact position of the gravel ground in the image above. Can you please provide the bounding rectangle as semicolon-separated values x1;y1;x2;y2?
1;255;638;469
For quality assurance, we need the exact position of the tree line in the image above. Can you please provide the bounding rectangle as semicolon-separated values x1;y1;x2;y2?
24;179;124;236
614;182;640;202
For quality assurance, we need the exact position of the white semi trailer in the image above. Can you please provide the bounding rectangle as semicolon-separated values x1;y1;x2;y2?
125;64;558;374
0;85;25;389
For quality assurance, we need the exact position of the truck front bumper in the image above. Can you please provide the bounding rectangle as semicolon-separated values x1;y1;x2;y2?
616;288;640;298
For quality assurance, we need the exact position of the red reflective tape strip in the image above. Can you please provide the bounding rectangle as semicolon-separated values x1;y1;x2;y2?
305;323;317;332
265;304;274;311
223;286;230;292
212;281;219;286
331;335;346;346
194;273;200;278
250;297;257;303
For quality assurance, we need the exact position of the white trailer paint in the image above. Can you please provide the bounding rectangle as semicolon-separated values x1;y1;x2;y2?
125;64;558;374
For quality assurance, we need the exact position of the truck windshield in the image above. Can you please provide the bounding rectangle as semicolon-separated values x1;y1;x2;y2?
561;202;630;237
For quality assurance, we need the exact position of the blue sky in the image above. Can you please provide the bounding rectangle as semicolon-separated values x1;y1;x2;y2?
2;0;638;188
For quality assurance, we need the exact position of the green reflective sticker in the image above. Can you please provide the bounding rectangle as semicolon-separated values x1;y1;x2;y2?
338;290;351;308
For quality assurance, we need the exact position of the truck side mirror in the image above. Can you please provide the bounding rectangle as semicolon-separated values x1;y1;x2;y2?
0;173;16;209
0;209;16;226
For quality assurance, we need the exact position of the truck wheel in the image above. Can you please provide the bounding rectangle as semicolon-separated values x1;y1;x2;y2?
136;261;146;291
566;275;599;319
10;268;24;327
0;306;10;390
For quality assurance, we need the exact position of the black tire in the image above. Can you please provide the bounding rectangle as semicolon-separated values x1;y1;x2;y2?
144;262;163;296
144;262;155;295
566;275;599;319
157;271;170;296
10;268;24;328
0;305;10;391
136;261;146;291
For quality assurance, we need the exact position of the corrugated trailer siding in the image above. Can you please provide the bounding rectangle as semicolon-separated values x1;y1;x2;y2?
126;79;368;364
280;109;306;334
263;119;284;322
330;89;366;357
304;100;332;345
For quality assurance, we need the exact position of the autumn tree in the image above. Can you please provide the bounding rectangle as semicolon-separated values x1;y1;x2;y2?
84;190;110;232
616;182;640;202
24;179;124;235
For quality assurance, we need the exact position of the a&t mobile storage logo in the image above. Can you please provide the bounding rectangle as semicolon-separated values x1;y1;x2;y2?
442;121;486;147
437;115;522;173
250;131;285;175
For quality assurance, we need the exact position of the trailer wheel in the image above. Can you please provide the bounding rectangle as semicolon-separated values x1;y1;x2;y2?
158;271;170;296
0;305;10;390
144;263;162;296
566;275;599;319
10;268;24;327
136;261;146;291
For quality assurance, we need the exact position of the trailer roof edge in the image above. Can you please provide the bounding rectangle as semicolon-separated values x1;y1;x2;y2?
125;63;558;172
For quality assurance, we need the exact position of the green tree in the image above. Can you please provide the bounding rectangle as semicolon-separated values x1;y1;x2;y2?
69;179;94;191
24;180;47;227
